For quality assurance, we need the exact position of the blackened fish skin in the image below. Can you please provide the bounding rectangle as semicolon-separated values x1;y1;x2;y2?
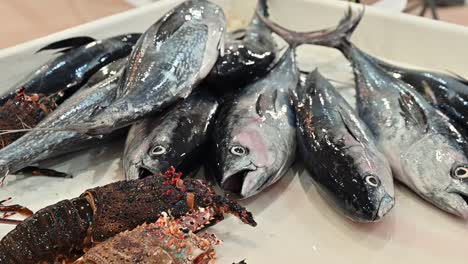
206;0;276;90
71;0;226;135
1;34;140;105
124;91;219;180
291;70;394;222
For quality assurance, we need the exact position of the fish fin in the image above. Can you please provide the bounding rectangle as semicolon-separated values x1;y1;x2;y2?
255;90;279;117
420;80;438;104
337;110;363;143
256;5;364;48
398;92;428;133
257;0;270;17
35;36;96;53
154;9;186;44
16;166;72;178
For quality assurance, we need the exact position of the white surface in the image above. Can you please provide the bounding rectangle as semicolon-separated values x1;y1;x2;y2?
1;1;468;263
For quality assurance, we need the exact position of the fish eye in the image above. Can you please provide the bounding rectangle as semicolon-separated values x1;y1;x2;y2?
230;145;249;156
452;166;468;179
149;145;166;157
365;175;380;187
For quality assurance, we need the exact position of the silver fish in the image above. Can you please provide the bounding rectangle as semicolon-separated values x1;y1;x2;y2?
208;7;360;199
291;70;394;222
0;73;122;177
346;45;468;218
209;48;298;199
70;0;226;135
85;57;128;88
124;91;219;180
302;10;468;218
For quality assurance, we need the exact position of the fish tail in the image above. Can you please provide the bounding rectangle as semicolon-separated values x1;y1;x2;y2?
257;0;269;17
256;5;364;49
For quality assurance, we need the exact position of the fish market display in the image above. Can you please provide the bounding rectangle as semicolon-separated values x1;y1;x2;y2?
124;91;219;180
0;72;122;178
69;0;227;135
206;0;276;89
76;208;222;264
0;168;256;263
291;70;394;221
1;34;140;106
4;0;468;262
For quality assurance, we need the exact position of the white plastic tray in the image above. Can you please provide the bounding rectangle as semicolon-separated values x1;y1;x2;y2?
1;1;468;263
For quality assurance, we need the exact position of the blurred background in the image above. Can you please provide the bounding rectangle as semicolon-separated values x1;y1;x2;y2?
0;0;466;49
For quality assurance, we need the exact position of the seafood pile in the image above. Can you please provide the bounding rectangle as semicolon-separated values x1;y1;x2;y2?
1;0;468;262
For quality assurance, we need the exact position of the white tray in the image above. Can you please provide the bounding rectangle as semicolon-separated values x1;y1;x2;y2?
1;1;468;263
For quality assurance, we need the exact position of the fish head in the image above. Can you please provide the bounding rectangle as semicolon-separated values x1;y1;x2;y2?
401;134;468;218
330;156;395;222
124;125;172;180
214;124;278;199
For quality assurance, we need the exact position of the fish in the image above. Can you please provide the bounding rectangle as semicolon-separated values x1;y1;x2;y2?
84;56;128;88
207;7;360;199
364;56;468;133
306;10;468;218
291;70;394;221
0;72;122;178
208;47;298;199
124;90;219;180
205;0;276;89
68;0;226;136
1;34;140;105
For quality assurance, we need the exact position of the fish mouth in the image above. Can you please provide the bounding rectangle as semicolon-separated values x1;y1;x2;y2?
373;194;395;221
221;170;252;198
452;192;468;205
137;166;159;179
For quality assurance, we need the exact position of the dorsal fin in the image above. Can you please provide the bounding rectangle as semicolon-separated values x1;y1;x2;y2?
398;92;428;133
36;36;96;53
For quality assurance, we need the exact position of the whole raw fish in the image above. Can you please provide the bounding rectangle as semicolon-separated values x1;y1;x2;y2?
69;0;226;135
0;73;122;178
208;7;362;199
304;9;468;218
291;70;394;221
124;91;219;180
1;34;140;105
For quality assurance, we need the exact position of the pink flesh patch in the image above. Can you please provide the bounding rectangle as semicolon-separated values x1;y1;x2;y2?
234;128;270;167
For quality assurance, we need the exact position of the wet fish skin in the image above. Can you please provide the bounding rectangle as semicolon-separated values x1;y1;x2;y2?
209;48;298;199
124;91;219;180
84;57;128;88
205;0;276;89
291;70;394;222
73;0;226;135
368;57;468;132
348;46;468;219
1;34;140;105
0;73;122;177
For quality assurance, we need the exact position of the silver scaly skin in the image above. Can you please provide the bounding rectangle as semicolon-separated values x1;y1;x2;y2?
124;91;219;180
70;0;226;135
210;48;298;199
349;46;468;219
292;70;394;222
0;73;121;177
